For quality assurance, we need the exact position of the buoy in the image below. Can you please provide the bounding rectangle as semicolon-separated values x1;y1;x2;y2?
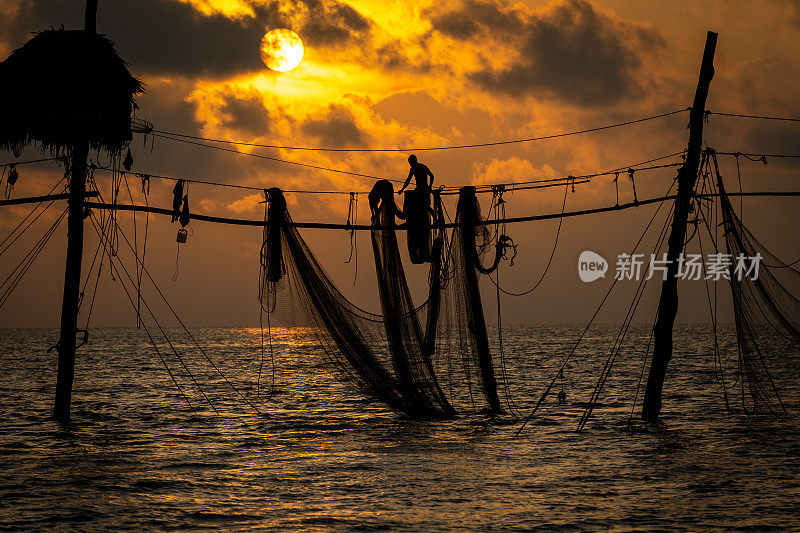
557;389;567;404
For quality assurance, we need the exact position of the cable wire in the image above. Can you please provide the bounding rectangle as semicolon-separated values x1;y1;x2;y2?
706;110;800;123
148;108;690;152
151;132;402;183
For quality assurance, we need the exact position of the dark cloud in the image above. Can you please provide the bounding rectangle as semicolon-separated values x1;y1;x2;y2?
375;42;436;73
299;0;371;47
744;121;800;155
2;0;269;77
219;94;270;136
2;0;371;78
428;12;479;40
301;105;365;146
431;0;663;106
429;0;522;39
135;79;199;134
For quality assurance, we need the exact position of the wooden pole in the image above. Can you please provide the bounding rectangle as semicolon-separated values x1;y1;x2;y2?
642;31;717;422
54;0;97;422
85;0;98;34
54;143;88;421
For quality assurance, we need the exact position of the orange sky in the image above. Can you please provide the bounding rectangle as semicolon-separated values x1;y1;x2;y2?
1;0;799;327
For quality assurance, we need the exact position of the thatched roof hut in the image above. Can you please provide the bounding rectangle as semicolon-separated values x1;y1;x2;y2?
0;29;143;156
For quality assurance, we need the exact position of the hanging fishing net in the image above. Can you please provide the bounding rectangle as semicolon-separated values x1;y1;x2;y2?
719;180;800;415
259;182;516;417
432;186;504;414
259;184;510;416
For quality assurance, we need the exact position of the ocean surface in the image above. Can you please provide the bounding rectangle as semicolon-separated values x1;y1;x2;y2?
1;324;798;531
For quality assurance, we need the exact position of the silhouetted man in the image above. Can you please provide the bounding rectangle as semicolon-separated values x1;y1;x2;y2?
398;154;434;196
399;155;435;263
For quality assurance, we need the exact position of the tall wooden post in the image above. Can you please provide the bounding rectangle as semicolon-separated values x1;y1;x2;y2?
642;31;717;422
85;0;98;34
54;143;88;421
54;0;97;422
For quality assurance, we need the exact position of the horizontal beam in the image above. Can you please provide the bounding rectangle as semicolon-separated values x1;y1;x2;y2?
0;191;99;207
84;201;373;229
83;191;800;231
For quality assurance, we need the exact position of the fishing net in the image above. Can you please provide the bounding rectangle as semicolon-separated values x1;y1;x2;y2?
432;186;504;414
719;180;800;414
259;185;510;416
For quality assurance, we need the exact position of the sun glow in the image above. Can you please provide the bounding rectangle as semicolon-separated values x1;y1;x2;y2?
260;29;304;72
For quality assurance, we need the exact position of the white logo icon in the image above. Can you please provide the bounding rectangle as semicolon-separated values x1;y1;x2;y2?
578;251;608;283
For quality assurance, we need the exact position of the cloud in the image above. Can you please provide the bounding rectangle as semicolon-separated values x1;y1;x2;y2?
0;0;268;77
2;0;372;78
429;0;522;40
219;93;270;136
429;0;664;106
301;104;366;146
135;77;200;133
228;193;263;213
299;0;371;47
471;156;555;186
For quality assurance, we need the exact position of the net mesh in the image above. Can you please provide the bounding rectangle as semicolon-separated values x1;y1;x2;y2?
719;180;800;415
259;185;507;416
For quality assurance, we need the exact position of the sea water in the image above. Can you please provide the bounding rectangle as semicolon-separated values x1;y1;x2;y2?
1;325;798;530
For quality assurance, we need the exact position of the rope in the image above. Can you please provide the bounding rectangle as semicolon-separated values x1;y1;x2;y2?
77;206;106;330
148;108;690;152
0;174;66;256
715;151;800;160
90;180;266;414
151;132;404;183
697;197;730;412
514;179;678;436
344;192;359;285
489;189;519;415
0;208;68;309
734;153;744;218
89;151;683;199
489;182;569;296
696;160;738;407
627;310;657;431
88;213;202;414
122;173;144;327
577;192;675;431
462;154;685;193
100;210;267;415
0;157;62;168
706;110;800;122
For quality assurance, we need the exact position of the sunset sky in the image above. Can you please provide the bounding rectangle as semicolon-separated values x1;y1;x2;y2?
1;0;799;327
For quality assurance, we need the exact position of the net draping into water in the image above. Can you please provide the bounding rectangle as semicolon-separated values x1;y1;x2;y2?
259;185;509;416
719;180;800;415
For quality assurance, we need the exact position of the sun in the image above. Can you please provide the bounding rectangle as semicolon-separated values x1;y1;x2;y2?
260;29;304;72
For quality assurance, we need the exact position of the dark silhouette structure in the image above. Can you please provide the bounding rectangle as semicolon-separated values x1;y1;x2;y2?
368;179;403;224
258;184;508;416
0;0;142;422
642;31;716;422
401;155;436;264
400;154;434;195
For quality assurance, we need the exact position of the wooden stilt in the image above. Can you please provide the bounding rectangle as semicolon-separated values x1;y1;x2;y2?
53;0;98;422
54;142;88;421
642;31;718;422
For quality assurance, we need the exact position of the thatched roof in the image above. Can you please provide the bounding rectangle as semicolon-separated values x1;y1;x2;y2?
0;29;143;156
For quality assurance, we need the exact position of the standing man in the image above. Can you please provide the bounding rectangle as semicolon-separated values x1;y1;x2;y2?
399;154;434;196
399;155;435;263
